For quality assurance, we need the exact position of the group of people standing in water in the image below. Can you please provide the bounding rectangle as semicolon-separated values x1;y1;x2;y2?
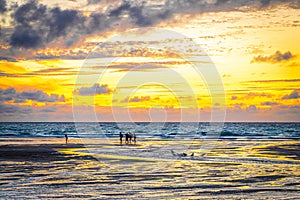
119;132;136;144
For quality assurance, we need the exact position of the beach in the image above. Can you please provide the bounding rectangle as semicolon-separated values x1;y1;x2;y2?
0;137;299;199
1;0;299;199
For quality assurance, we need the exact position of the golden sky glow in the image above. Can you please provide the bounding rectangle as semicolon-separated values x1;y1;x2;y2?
0;0;299;121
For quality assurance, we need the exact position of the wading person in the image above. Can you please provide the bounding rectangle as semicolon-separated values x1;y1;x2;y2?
133;133;136;144
65;134;68;144
129;132;132;144
119;132;123;144
125;132;129;144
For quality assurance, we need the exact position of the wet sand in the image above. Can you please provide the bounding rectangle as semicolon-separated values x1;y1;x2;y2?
0;138;299;199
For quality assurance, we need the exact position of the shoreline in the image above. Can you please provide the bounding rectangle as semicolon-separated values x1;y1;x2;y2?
0;137;299;161
0;137;299;199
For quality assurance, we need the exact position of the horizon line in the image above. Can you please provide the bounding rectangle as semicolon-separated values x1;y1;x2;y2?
0;121;299;123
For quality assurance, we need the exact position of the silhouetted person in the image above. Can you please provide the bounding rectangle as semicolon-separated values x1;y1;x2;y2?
65;134;68;144
125;132;129;144
119;132;123;144
133;133;136;144
128;132;132;144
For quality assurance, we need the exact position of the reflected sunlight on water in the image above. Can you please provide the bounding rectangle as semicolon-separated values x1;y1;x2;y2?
0;138;299;199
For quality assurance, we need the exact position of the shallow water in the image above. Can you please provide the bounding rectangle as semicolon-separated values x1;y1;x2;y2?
0;138;299;199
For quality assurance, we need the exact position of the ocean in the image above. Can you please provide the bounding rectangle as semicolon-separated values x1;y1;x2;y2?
0;122;299;139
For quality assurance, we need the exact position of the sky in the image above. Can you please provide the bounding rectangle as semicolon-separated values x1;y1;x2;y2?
0;0;299;122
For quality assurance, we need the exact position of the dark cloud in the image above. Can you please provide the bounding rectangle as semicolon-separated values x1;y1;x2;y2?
4;0;300;50
251;51;296;63
129;96;151;102
10;26;42;48
0;56;17;62
109;1;131;17
49;8;83;40
31;49;88;60
7;0;115;49
40;106;57;112
282;90;300;99
0;87;15;101
260;0;271;7
0;87;65;103
246;104;258;113
86;13;108;34
0;103;32;114
17;90;65;103
9;0;86;48
0;0;7;13
87;0;102;5
261;101;278;106
165;0;299;14
13;1;46;25
128;6;153;26
120;95;155;103
109;1;171;27
76;83;112;96
129;5;171;27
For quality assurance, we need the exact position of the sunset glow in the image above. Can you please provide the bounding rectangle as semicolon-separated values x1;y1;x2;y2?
0;0;299;122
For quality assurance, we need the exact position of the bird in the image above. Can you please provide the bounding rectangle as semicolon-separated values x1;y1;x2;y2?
171;150;189;157
182;152;187;157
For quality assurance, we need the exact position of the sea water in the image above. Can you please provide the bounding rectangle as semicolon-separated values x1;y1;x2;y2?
0;122;299;139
